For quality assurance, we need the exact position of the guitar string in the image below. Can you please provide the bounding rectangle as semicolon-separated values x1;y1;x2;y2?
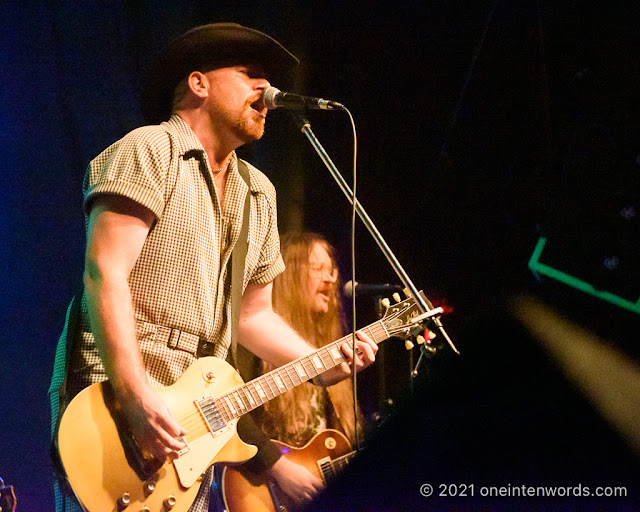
173;320;394;432
175;323;391;434
178;338;381;431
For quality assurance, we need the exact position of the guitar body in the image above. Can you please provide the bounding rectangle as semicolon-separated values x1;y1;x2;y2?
221;430;352;512
57;357;257;512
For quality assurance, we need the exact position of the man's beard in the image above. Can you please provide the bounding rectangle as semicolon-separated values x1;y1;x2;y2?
225;103;266;143
232;116;265;142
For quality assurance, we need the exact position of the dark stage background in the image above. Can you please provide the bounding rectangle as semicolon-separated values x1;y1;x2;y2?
1;1;639;510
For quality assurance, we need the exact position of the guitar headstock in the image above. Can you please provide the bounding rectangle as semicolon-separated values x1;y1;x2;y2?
380;291;431;339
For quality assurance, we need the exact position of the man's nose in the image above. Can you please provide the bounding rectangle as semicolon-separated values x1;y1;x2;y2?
255;78;271;90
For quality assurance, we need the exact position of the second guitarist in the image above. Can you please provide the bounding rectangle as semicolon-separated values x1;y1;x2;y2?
224;232;367;508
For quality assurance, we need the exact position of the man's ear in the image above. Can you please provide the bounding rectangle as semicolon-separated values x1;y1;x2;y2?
187;71;209;99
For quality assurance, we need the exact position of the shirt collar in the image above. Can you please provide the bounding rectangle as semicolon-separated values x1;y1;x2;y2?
163;114;270;196
162;114;208;156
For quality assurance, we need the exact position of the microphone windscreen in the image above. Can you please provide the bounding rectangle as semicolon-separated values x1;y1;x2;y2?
262;86;281;109
343;280;357;298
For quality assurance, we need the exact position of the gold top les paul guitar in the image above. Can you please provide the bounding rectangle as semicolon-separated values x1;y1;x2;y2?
57;294;432;512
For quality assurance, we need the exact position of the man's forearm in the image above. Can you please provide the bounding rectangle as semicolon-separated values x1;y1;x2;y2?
83;269;148;396
238;309;352;386
238;308;314;366
82;195;156;397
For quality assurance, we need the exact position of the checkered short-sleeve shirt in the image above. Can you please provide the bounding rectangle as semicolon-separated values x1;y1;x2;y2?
60;114;285;393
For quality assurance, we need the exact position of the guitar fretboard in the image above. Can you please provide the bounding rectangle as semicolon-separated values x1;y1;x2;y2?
320;451;356;484
209;320;389;425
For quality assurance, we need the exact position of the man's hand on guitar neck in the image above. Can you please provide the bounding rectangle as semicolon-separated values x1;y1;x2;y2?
341;330;378;374
267;456;324;505
315;330;378;387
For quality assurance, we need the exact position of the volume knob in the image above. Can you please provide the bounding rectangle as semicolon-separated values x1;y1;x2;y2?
117;492;131;509
144;481;156;495
164;495;177;510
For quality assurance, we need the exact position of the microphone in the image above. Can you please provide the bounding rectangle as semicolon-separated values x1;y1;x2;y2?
343;280;405;298
262;86;343;110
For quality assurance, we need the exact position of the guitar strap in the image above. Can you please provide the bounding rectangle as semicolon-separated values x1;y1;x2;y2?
190;150;251;367
228;157;251;367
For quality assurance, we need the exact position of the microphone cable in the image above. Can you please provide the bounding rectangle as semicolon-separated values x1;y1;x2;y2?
337;104;361;453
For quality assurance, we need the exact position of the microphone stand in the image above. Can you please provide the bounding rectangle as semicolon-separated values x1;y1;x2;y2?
290;112;460;380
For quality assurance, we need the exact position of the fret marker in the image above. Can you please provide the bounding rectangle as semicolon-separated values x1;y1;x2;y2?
246;388;256;406
295;364;307;379
233;393;245;411
224;396;236;416
312;354;324;370
274;374;286;390
330;346;343;361
256;383;266;399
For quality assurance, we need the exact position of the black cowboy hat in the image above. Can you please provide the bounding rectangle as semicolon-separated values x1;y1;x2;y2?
141;22;299;124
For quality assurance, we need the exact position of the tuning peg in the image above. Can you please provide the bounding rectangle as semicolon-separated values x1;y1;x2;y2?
393;292;401;303
404;339;414;350
403;288;411;297
381;298;390;308
416;335;425;345
427;330;436;340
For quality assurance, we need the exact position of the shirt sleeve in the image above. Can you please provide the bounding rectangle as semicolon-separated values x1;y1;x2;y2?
236;414;282;472
83;126;172;218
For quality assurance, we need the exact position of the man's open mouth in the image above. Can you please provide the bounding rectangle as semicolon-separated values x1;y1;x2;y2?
250;98;267;117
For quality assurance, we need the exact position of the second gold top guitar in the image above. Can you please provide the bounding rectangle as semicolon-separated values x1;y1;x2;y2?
57;294;429;512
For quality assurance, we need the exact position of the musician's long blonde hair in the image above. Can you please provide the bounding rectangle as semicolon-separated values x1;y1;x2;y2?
259;232;361;445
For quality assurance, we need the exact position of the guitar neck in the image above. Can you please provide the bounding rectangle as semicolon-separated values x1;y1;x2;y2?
209;320;389;424
328;450;357;477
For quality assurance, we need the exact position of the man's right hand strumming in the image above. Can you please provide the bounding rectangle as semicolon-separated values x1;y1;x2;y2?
117;383;187;461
